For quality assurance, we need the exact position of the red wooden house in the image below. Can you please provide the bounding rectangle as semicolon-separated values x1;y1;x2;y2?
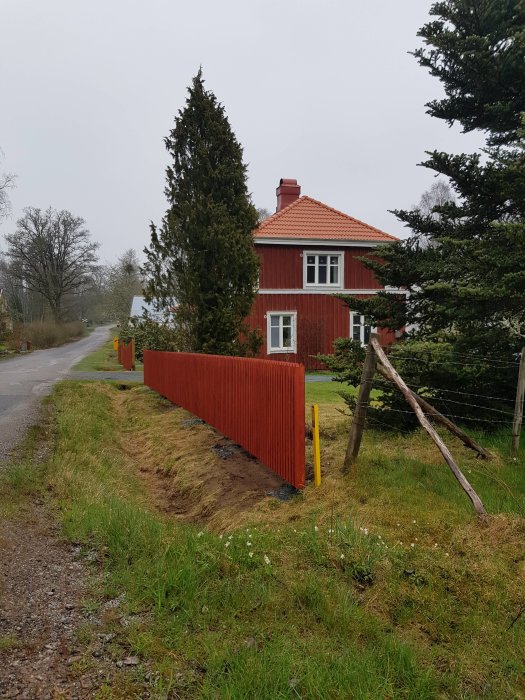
246;179;399;369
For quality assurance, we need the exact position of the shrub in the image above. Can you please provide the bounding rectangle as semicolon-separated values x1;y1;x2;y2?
7;321;86;350
320;336;518;431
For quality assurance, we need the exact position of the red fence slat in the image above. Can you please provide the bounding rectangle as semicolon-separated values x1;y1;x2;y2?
118;340;135;371
143;351;306;488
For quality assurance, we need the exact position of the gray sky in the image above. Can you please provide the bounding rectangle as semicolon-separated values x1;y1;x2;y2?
0;0;483;262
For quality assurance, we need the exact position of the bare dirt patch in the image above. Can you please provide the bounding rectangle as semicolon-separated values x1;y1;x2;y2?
116;386;290;530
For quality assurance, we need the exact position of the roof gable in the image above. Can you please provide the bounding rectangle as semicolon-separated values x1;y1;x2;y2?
255;196;397;243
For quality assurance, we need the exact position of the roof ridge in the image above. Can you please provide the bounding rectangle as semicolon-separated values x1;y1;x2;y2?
301;196;398;241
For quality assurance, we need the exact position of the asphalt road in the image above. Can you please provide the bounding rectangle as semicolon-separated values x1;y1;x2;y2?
0;326;111;461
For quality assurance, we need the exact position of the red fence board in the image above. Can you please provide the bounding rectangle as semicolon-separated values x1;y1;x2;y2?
118;340;135;371
143;351;306;488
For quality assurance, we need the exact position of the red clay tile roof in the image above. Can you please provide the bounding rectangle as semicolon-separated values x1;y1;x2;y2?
255;196;398;243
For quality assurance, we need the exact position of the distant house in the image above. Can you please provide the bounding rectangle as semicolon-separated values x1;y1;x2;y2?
245;179;400;369
129;296;174;323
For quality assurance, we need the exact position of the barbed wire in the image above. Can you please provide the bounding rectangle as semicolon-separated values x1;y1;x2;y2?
385;354;520;369
334;375;517;404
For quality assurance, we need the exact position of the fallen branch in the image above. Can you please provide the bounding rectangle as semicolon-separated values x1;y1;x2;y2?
370;337;488;523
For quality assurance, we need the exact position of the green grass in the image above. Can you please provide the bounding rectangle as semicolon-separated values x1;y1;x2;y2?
305;379;382;405
72;334;143;372
306;379;348;404
2;381;524;699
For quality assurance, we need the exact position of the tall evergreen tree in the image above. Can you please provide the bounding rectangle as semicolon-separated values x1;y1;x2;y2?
143;70;260;355
331;0;525;427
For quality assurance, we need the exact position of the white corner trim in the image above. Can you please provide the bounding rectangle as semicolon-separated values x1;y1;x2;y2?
254;237;386;248
266;311;297;354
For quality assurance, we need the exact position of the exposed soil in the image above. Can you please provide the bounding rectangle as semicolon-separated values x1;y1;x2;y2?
118;389;290;530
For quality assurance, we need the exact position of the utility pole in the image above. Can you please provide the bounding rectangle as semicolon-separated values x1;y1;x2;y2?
511;347;525;458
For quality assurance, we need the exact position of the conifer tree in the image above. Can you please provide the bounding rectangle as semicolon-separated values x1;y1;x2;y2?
331;0;525;427
143;70;260;355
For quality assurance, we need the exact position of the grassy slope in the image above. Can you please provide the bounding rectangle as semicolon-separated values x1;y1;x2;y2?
2;381;525;699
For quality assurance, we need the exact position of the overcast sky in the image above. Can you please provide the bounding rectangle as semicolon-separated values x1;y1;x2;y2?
0;0;484;263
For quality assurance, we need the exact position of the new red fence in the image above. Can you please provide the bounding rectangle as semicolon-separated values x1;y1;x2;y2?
143;351;306;488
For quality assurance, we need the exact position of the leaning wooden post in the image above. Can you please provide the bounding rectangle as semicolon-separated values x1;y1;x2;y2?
511;346;525;457
343;333;377;472
370;337;488;522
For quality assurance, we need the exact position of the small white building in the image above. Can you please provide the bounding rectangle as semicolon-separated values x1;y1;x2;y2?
129;296;174;323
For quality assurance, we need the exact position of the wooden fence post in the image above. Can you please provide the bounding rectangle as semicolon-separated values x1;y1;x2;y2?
511;346;525;457
343;334;377;473
370;337;488;522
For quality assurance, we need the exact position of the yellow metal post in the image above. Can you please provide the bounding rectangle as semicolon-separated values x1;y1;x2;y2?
312;404;321;487
113;337;118;351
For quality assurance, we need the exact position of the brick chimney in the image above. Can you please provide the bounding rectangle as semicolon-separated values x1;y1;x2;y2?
276;178;301;212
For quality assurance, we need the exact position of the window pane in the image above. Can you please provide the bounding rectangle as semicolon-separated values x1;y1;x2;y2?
330;264;339;284
282;325;292;347
282;315;292;327
271;326;280;348
318;255;327;265
306;265;315;283
318;262;327;284
352;314;361;342
270;316;280;327
364;324;371;345
306;255;315;265
330;256;338;265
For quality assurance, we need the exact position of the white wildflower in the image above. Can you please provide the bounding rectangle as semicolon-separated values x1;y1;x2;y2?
412;519;416;524
445;552;449;557
247;541;252;547
219;534;223;540
264;555;271;565
248;552;254;558
314;526;318;532
410;543;415;548
340;554;345;560
225;541;230;548
197;531;204;538
228;535;233;540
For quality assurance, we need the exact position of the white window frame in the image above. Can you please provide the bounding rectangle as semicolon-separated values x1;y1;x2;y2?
350;312;376;347
266;311;297;354
303;251;344;289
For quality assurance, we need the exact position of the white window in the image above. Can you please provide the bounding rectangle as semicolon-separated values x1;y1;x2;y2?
304;252;343;288
350;312;376;346
267;312;297;353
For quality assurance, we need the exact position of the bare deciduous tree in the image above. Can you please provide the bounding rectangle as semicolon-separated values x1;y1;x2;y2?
102;249;143;325
415;180;455;219
4;207;99;322
0;151;16;221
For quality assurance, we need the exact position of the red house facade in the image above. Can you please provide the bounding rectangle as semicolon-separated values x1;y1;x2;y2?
246;179;399;369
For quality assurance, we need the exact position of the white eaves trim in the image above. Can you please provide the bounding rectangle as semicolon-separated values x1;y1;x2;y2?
254;237;387;247
258;288;408;296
